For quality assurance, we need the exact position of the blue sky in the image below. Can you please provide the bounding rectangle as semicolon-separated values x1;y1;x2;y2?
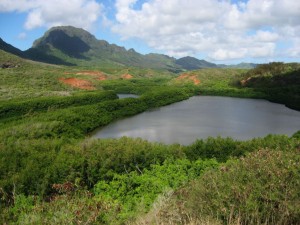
0;0;299;64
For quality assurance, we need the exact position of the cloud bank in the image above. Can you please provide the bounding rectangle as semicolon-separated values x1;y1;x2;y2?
0;0;299;62
112;0;300;61
0;0;103;31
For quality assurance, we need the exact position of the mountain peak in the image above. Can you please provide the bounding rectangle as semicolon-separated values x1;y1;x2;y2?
33;26;96;47
31;26;99;58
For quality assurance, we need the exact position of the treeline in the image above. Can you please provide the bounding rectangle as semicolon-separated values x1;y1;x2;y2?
0;90;118;120
196;87;266;99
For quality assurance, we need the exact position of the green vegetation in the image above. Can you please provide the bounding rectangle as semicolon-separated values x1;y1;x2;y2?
238;62;300;110
1;49;300;224
147;147;300;225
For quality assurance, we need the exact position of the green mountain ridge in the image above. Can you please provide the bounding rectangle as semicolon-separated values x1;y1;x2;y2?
0;26;256;71
0;37;24;57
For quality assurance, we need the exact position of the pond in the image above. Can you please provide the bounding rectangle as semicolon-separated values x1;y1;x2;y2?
92;96;300;145
117;94;139;99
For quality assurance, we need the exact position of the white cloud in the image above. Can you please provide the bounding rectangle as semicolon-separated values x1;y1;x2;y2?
112;0;300;61
0;0;37;12
209;48;248;61
25;9;44;29
285;37;300;58
252;31;279;42
0;0;103;31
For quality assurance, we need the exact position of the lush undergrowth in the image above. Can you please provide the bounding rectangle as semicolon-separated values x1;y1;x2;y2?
1;135;299;224
145;147;300;225
1;55;300;224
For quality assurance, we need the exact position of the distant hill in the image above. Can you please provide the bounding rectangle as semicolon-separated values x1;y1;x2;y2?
220;62;257;69
176;56;218;70
0;26;256;71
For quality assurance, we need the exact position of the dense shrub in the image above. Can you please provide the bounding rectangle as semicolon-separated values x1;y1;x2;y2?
0;90;118;119
236;62;300;110
154;148;300;225
184;134;299;162
94;158;218;223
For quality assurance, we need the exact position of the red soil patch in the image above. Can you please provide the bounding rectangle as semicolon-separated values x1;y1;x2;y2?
177;73;190;79
64;71;108;81
240;77;252;86
190;75;201;85
121;74;133;79
59;78;96;90
176;73;201;85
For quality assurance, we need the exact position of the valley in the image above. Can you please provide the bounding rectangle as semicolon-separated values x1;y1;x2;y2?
0;26;300;225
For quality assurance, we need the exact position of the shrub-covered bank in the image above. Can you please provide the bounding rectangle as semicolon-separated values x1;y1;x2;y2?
0;90;118;120
1;133;299;224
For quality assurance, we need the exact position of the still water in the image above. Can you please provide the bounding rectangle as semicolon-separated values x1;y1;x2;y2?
117;94;139;99
93;96;300;145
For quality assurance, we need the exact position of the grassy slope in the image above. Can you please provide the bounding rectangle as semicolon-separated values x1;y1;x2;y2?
0;50;176;100
0;50;71;100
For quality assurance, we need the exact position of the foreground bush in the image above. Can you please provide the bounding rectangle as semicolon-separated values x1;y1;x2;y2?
151;148;300;225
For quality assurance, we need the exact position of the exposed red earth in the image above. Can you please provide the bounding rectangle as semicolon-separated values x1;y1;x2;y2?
59;77;96;90
177;73;201;85
59;70;110;89
240;77;252;86
121;73;133;79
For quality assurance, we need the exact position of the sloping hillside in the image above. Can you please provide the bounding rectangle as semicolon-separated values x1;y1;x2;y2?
239;62;300;109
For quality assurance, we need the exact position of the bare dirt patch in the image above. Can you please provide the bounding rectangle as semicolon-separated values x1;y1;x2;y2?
190;75;201;85
177;73;201;85
59;78;96;90
177;73;190;79
121;74;133;79
240;77;252;86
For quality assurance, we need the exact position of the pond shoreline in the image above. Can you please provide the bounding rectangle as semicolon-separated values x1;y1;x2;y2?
92;95;300;145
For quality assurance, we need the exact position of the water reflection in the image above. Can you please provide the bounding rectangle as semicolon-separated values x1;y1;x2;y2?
117;94;139;99
93;96;300;145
